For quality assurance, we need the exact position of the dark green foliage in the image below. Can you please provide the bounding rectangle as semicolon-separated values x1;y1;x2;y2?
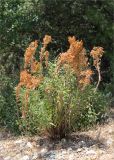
0;68;19;133
0;0;113;79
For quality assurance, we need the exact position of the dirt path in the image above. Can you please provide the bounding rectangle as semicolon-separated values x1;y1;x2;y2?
0;109;114;160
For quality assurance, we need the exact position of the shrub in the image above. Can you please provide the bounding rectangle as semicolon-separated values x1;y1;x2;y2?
17;63;108;138
0;68;19;133
16;36;109;138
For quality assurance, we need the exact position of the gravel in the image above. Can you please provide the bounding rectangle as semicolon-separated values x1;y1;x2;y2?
0;119;114;160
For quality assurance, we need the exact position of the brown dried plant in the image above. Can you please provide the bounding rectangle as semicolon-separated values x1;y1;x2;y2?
24;40;38;68
16;35;51;118
57;36;93;87
90;47;104;91
40;35;51;66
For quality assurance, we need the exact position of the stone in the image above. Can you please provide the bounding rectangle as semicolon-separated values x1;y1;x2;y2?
77;148;82;152
78;141;86;148
32;153;38;160
68;154;74;160
67;147;73;152
4;156;11;160
40;148;48;157
106;138;113;146
26;142;33;148
61;138;67;144
15;139;23;144
22;155;29;160
108;129;113;134
86;149;96;155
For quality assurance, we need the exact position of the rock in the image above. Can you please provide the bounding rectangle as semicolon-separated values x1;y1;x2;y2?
98;150;106;155
68;154;75;160
40;148;48;157
77;148;82;152
86;149;96;155
26;142;33;148
108;129;113;134
60;149;67;155
67;147;73;152
22;155;29;160
4;156;11;160
41;148;48;153
61;138;67;144
47;143;54;149
106;138;113;146
32;153;38;160
15;139;23;144
78;141;86;148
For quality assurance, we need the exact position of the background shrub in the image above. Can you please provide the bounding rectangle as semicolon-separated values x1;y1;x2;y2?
0;67;19;133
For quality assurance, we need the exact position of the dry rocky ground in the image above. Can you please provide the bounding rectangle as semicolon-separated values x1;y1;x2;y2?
0;109;114;160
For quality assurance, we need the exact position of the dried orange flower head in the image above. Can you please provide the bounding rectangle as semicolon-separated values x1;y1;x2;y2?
79;69;93;86
24;40;38;68
20;70;32;84
68;36;76;44
68;36;83;55
29;40;38;48
80;69;93;77
43;35;52;45
90;47;104;59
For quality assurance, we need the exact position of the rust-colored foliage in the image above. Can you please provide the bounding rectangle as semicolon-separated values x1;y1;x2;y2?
57;37;88;74
57;36;104;88
24;40;38;68
79;69;93;87
57;36;92;87
16;35;51;118
40;35;51;66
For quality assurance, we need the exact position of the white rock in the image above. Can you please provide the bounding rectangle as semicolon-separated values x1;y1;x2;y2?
15;139;23;144
108;129;113;134
26;142;33;148
4;156;11;160
77;148;82;152
67;147;73;152
106;138;113;146
40;148;48;153
61;138;66;143
22;155;29;160
78;141;86;147
68;154;74;160
32;153;38;160
86;149;96;155
40;147;48;157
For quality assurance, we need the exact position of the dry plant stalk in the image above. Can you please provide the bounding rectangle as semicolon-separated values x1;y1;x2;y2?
90;47;104;91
